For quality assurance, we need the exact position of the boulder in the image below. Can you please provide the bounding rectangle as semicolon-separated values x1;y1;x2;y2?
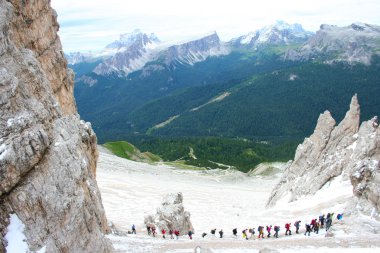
144;192;194;235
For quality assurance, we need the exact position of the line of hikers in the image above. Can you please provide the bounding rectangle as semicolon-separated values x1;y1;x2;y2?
140;212;341;240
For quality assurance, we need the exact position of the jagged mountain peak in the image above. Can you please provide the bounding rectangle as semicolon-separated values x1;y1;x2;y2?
234;20;313;47
106;29;160;50
164;31;229;66
285;22;380;65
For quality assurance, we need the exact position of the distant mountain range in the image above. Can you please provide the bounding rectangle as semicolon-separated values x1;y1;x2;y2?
70;21;380;146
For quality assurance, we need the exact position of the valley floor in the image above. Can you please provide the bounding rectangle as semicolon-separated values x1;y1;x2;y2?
96;150;380;252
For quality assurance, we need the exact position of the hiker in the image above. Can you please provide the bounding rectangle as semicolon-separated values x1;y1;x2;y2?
294;220;301;234
219;229;224;238
249;228;256;239
314;221;320;234
337;213;343;220
174;230;180;239
266;225;272;238
169;229;174;239
242;229;248;240
188;230;193;240
147;225;151;235
285;223;292;235
310;219;317;230
319;214;325;228
232;228;238;238
305;224;311;236
258;226;264;238
161;228;166;239
211;228;216;236
132;224;136;234
326;216;332;231
274;225;280;238
152;226;156;237
202;232;207;238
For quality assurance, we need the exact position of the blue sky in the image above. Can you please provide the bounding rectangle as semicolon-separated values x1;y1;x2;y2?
51;0;380;53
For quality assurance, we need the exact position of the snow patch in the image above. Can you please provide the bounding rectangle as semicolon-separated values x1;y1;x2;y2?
0;143;7;160
5;214;29;253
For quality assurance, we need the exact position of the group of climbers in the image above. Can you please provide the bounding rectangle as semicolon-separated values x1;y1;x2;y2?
133;212;342;240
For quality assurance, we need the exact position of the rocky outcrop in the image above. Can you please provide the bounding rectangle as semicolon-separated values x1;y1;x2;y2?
0;0;112;252
267;95;380;216
144;193;194;235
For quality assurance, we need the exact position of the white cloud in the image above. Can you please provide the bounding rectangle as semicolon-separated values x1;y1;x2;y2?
51;0;380;52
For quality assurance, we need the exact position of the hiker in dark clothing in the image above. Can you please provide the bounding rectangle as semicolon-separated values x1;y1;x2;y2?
132;224;136;234
266;225;272;238
147;226;151;235
326;216;332;231
219;229;224;238
294;221;301;234
249;228;255;239
202;232;207;238
305;224;311;236
314;221;320;234
274;226;280;238
188;230;193;240
285;223;292;235
169;229;174;239
232;228;238;238
152;226;156;237
319;215;325;228
211;228;216;235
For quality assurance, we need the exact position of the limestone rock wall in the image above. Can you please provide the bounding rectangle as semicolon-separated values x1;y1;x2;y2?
267;95;380;217
0;0;112;252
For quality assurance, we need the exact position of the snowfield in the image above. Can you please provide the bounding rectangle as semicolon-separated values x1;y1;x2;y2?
97;150;380;252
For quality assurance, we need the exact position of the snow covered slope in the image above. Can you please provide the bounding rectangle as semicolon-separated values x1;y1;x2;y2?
96;148;380;252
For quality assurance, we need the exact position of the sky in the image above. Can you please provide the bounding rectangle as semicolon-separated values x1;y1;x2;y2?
51;0;380;53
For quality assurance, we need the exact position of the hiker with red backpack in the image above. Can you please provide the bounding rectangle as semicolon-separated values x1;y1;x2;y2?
285;223;292;235
161;228;166;239
174;230;180;239
274;225;280;238
310;218;317;230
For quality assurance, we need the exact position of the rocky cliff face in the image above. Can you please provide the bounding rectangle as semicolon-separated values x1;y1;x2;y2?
0;0;112;252
267;95;380;217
